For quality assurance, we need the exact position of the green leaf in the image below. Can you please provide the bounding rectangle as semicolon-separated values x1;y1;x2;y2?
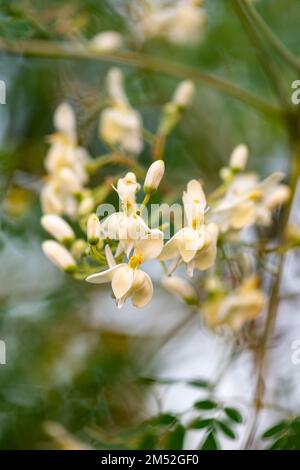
187;379;210;388
216;421;236;439
149;413;177;427
262;421;287;439
200;431;219;450
224;407;243;423
163;424;186;450
189;418;214;430
194;399;218;410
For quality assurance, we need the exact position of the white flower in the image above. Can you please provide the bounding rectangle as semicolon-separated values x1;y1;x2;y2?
138;0;206;45
161;275;197;304
229;144;248;171
211;171;290;232
87;214;100;245
100;172;160;257
42;240;76;272
160;180;219;276
41;214;75;243
86;237;163;308
172;80;195;109
99;68;143;155
53;102;76;144
89;31;123;53
143;160;165;194
203;277;266;332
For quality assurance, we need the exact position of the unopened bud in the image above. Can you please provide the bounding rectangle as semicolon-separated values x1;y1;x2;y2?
173;80;195;109
54;102;76;141
42;240;76;272
229;144;248;171
87;214;100;245
90;31;123;53
161;275;197;304
71;239;88;259
41;214;75;244
143;160;165;194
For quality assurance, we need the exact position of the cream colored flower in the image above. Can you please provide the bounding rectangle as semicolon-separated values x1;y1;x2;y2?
100;172;162;257
138;0;206;45
87;214;101;245
41;214;75;244
143;160;165;194
161;275;198;304
160;180;218;276
229;144;248;171
211;172;290;232
203;277;266;332
42;240;76;272
172;80;195;109
99;68;143;155
86;237;163;308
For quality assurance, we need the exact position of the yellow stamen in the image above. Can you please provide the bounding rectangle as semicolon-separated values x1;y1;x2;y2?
129;254;143;269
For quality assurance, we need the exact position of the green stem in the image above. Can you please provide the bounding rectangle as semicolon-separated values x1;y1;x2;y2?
240;0;300;73
0;37;282;118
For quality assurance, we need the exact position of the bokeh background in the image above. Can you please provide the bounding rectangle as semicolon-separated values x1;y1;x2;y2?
0;0;300;449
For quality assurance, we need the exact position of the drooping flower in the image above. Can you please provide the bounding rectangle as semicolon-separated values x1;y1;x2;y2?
160;180;219;276
203;277;266;332
86;235;163;308
161;275;198;304
99;68;143;155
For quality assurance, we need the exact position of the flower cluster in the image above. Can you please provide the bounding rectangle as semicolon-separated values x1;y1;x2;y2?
40;67;292;332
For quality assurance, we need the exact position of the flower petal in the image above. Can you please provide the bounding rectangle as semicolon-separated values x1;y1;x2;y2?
111;265;134;299
86;264;126;284
134;229;164;261
131;272;153;308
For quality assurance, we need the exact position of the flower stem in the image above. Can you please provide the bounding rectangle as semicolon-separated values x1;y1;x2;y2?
0;37;282;118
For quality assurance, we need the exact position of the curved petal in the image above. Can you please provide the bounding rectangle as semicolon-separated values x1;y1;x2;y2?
111;265;134;299
134;229;164;261
86;264;126;284
132;272;153;308
159;228;185;261
100;212;125;239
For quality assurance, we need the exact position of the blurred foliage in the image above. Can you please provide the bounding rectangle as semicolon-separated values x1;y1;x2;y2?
0;0;300;449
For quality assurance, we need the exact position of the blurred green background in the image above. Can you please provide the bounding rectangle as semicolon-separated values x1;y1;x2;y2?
0;0;300;449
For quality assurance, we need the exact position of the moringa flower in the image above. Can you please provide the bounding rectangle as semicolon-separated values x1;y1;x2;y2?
86;237;163;308
87;214;101;245
229;144;249;171
41;214;75;244
138;0;207;46
160;180;218;276
172;80;196;109
99;68;143;155
143;160;165;194
161;275;198;304
203;277;266;332
211;171;290;232
42;240;76;272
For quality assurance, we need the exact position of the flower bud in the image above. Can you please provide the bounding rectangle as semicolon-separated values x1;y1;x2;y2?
41;214;75;244
59;168;82;194
87;214;100;245
89;31;123;53
71;239;88;259
54;102;76;141
78;196;94;217
229;144;248;171
161;275;197;304
172;80;195;109
143;160;165;194
42;240;76;272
